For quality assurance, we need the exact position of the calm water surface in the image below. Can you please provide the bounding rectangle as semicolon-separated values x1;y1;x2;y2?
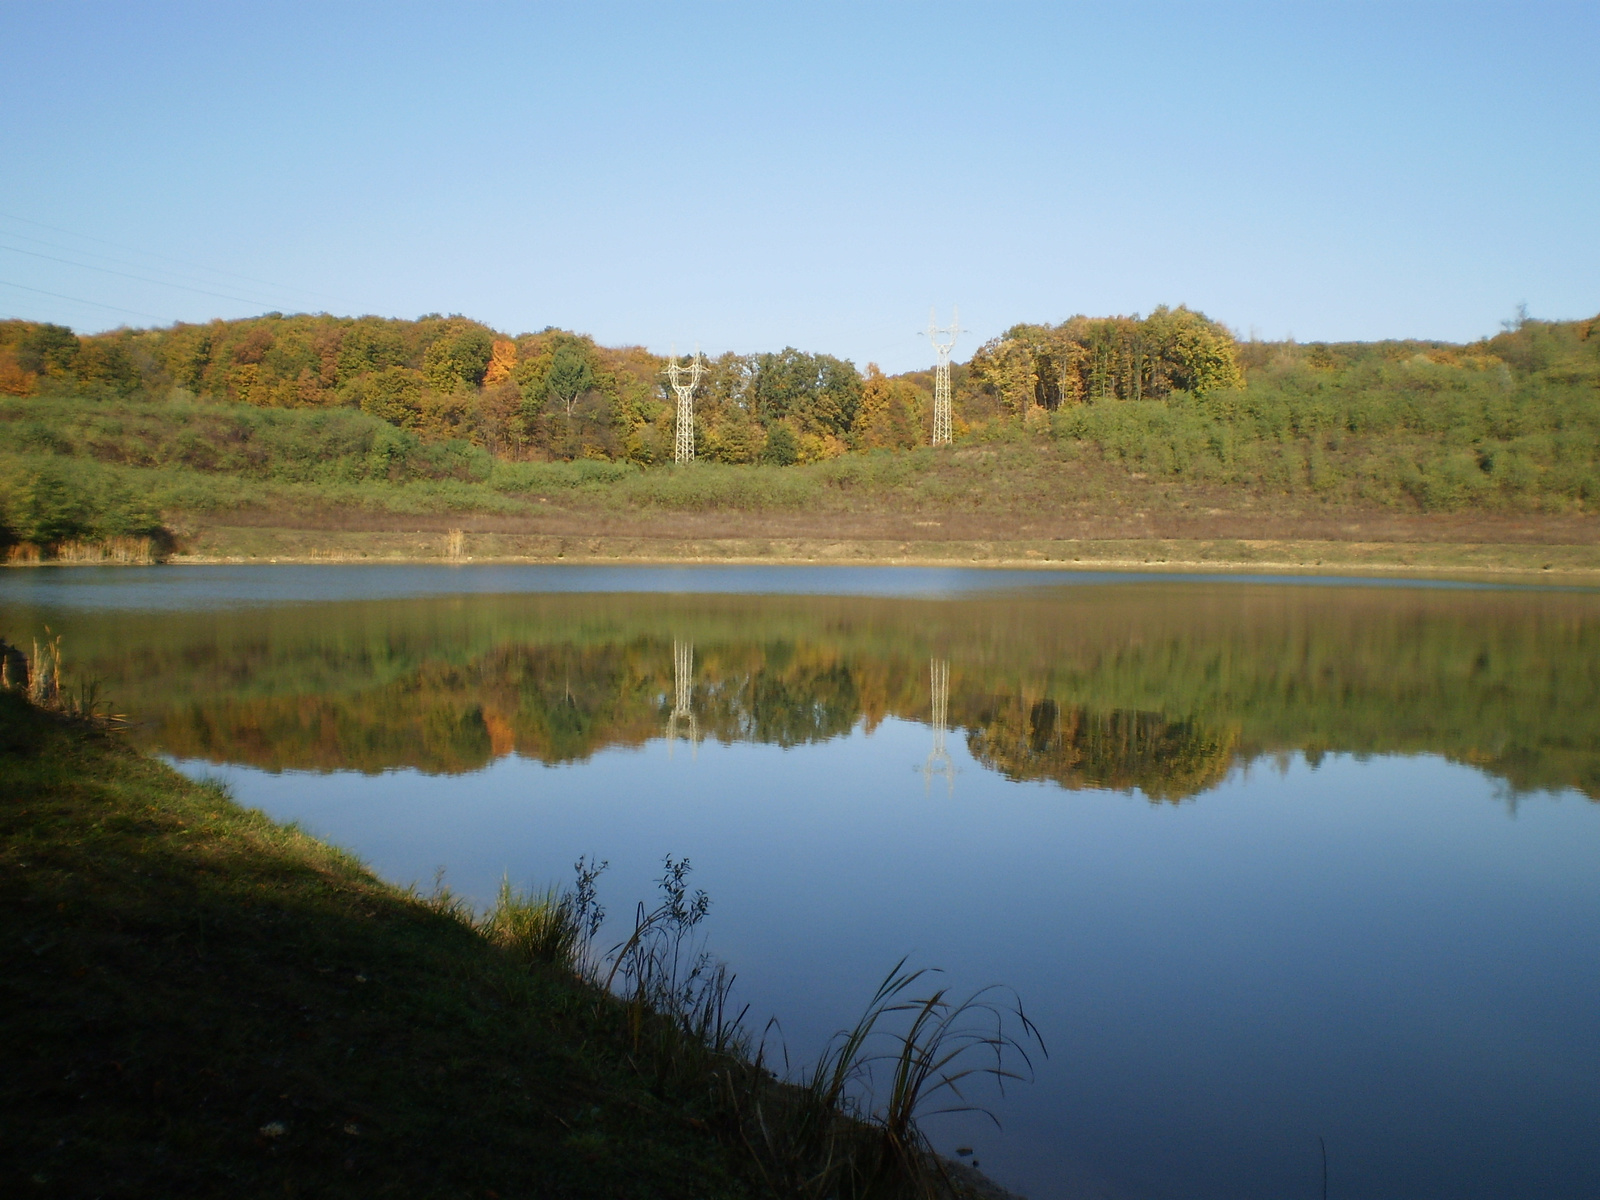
4;564;1598;1200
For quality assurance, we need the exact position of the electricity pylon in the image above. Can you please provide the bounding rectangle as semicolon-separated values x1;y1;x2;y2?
919;657;955;796
665;639;699;758
927;308;960;446
666;348;706;463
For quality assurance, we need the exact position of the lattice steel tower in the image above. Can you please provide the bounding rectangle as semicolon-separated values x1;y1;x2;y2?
927;308;960;447
920;657;955;795
666;348;706;463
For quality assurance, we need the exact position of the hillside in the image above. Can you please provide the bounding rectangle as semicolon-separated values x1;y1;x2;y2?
1;309;1597;570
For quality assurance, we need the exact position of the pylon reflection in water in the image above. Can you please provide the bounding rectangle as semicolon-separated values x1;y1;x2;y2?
919;657;955;796
665;639;699;759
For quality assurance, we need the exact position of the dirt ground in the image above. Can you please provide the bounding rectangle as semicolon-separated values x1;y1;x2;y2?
174;501;1600;549
158;515;1600;581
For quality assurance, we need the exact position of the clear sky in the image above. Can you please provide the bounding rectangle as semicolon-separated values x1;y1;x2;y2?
2;1;1596;371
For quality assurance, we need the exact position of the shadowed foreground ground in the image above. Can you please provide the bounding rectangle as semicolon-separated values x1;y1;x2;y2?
0;692;755;1199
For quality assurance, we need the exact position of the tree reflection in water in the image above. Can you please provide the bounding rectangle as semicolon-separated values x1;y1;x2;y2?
28;584;1600;802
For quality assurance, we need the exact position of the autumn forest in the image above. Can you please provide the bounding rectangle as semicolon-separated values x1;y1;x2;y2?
1;305;1598;556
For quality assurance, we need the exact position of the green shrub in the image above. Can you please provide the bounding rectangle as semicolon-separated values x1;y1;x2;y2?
0;464;166;546
762;422;799;466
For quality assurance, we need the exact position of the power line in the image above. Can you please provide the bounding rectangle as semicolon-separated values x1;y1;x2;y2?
0;227;297;310
0;242;287;310
0;210;355;310
665;639;699;758
0;279;167;322
920;658;955;796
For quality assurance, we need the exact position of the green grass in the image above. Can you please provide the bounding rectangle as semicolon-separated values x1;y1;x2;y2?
0;690;757;1198
1046;376;1600;510
480;876;587;968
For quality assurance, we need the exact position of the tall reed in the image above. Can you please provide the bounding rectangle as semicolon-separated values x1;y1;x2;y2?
476;856;607;973
570;859;1043;1198
53;536;158;564
733;958;1044;1199
28;633;61;706
2;538;158;565
480;877;582;966
2;630;125;726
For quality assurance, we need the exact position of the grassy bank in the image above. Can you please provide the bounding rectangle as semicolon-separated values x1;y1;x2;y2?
4;390;1599;525
0;689;761;1198
7;395;1599;578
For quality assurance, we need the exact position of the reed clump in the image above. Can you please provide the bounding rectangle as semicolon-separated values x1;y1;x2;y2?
480;877;592;966
474;856;1043;1199
2;537;159;565
53;535;159;564
0;631;125;727
734;961;1044;1199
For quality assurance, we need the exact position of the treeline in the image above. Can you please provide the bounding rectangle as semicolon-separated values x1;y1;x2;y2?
0;307;1256;466
145;647;1237;800
1044;316;1600;509
0;313;905;466
3;306;1599;536
5;308;1595;464
967;305;1246;414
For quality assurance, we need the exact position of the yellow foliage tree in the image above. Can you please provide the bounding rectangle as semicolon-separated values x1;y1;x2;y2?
856;364;923;449
0;351;35;396
970;338;1040;418
484;338;518;386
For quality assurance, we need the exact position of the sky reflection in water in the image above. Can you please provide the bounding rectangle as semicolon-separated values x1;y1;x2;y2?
4;565;1597;1200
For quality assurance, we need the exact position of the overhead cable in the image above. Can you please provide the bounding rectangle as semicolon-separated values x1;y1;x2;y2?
0;210;356;310
0;243;286;310
0;279;167;322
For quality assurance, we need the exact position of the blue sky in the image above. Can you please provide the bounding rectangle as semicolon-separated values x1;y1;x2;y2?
2;1;1595;371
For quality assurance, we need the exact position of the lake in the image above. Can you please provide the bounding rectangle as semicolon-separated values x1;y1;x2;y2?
3;563;1597;1200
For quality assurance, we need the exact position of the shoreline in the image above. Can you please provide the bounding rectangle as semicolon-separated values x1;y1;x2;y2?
8;531;1600;583
169;551;1600;583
